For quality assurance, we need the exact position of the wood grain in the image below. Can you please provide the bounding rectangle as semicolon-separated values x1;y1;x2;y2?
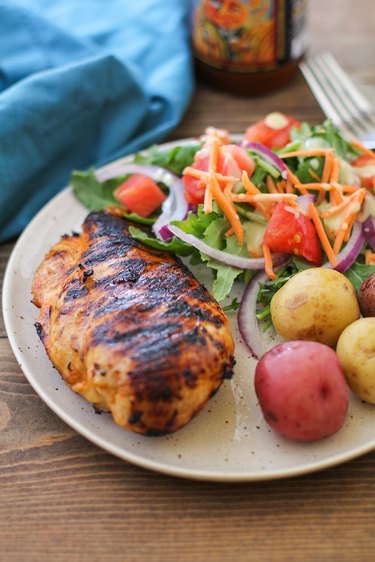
1;2;375;561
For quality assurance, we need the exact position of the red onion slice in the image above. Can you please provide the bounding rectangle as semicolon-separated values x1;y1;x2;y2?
324;221;365;273
296;194;315;213
168;225;288;270
241;141;289;180
363;216;375;251
237;271;270;359
95;162;188;240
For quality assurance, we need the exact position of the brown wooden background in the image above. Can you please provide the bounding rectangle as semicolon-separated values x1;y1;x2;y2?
1;1;375;561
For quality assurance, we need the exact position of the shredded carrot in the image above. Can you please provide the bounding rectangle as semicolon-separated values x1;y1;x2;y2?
183;166;237;184
351;139;375;159
262;244;276;280
208;136;220;169
333;189;366;250
333;214;351;254
321;188;366;218
286;167;308;195
241;171;271;219
209;174;244;245
343;212;357;243
266;175;278;193
279;149;333;159
285;180;294;194
225;226;234;237
231;193;297;204
296;182;331;192
336;184;359;193
308;203;338;266
252;193;297;203
241;171;260;195
203;137;221;214
330;185;343;205
204;175;213;213
343;190;366;242
321;151;333;183
329;158;340;183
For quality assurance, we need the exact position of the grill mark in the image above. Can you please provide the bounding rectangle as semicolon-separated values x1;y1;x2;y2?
161;298;223;326
90;320;182;349
136;271;193;294
130;324;208;364
92;258;148;288
93;295;159;319
64;285;89;301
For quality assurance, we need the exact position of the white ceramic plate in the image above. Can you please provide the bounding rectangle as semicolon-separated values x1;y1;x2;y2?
3;142;375;482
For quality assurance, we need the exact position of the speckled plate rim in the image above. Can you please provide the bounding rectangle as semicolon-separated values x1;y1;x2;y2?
3;141;375;482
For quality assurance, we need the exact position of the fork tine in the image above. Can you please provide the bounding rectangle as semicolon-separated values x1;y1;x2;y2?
300;59;358;138
322;52;375;116
318;52;375;130
299;61;346;126
312;54;373;137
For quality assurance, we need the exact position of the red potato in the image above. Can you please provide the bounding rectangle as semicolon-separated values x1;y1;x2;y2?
254;341;349;442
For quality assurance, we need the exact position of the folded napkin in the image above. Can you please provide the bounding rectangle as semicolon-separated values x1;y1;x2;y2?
0;0;193;242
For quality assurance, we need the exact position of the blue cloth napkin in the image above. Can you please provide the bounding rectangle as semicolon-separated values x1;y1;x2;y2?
0;0;193;242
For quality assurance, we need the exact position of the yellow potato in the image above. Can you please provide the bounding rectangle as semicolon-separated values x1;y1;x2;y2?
270;268;360;347
336;318;375;404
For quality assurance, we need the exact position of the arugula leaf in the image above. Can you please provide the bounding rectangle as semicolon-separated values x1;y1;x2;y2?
296;157;324;183
123;212;156;225
199;233;250;301
128;225;192;256
256;263;299;327
172;205;221;237
71;169;124;211
345;261;375;290
291;120;358;160
200;256;243;302
222;298;241;312
134;144;200;175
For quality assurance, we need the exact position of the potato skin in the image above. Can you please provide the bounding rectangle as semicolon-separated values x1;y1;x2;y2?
357;273;375;317
254;341;349;441
336;318;375;404
270;268;360;347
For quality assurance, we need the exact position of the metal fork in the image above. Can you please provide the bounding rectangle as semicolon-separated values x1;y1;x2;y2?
300;51;375;149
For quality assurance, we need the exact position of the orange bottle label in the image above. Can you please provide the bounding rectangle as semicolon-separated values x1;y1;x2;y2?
192;0;307;73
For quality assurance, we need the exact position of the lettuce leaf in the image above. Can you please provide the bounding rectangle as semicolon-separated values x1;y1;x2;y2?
134;144;200;175
71;169;124;211
344;261;375;290
128;225;192;256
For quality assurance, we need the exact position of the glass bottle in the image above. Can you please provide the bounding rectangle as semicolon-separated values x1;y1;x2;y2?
191;0;307;96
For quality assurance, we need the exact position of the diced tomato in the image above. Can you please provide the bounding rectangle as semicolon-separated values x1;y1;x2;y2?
182;150;211;205
182;144;255;205
245;112;300;149
263;202;323;265
115;173;166;217
351;154;375;188
222;144;255;177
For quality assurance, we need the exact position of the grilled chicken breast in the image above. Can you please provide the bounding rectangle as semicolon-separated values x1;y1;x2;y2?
32;211;235;435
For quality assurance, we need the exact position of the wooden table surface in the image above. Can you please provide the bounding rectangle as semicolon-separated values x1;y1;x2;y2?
1;2;375;561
